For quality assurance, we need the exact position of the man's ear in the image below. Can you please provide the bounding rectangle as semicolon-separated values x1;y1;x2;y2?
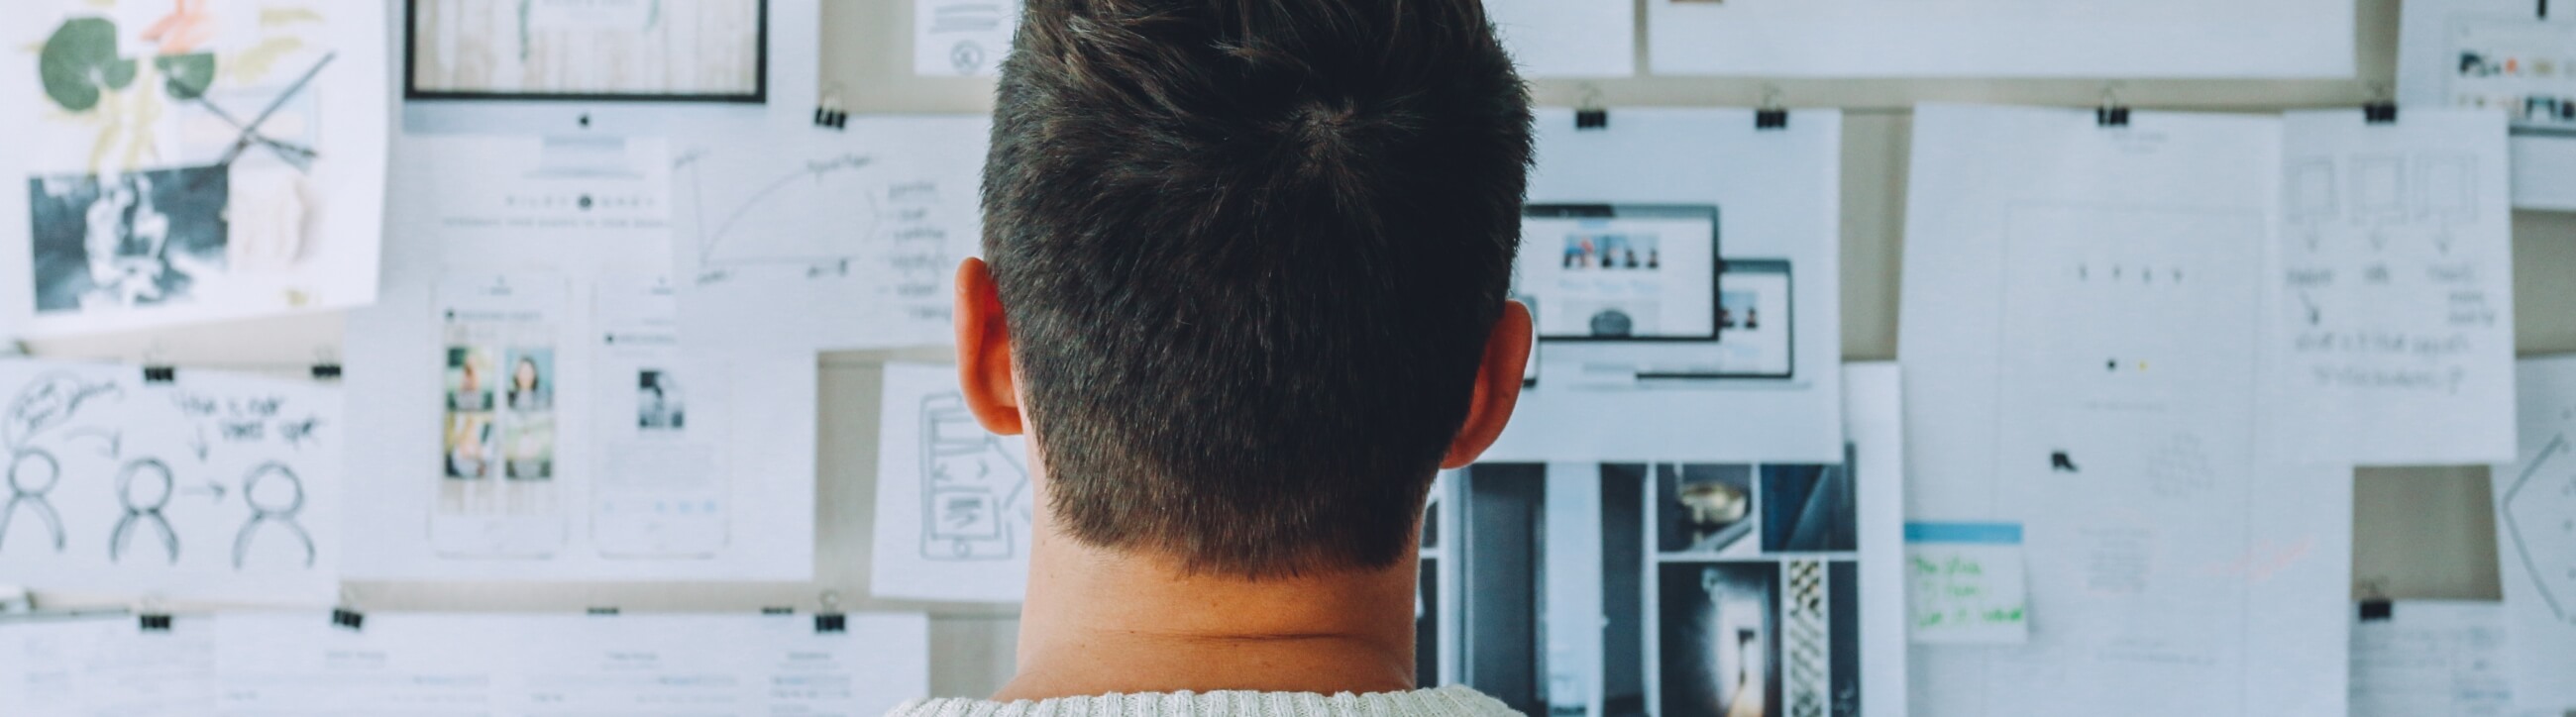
954;257;1024;436
1443;299;1533;468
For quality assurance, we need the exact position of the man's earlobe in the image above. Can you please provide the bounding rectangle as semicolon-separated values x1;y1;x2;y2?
954;257;1024;436
1442;300;1532;468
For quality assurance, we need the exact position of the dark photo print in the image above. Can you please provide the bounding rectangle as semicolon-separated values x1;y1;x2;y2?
1659;561;1780;717
1759;461;1857;554
638;369;687;431
27;166;229;313
1658;463;1756;554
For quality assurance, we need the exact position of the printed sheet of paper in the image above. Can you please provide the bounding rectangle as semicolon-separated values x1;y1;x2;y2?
1428;362;1903;717
0;0;387;336
343;135;815;581
1904;522;2030;645
915;0;1020;76
2399;0;2576;210
2270;110;2517;465
209;612;929;715
672;117;991;353
1487;108;1843;463
2349;600;2531;717
2495;355;2576;713
1646;0;2351;77
1483;0;1635;78
872;362;1033;603
0;614;215;716
1900;104;2353;717
0;359;341;603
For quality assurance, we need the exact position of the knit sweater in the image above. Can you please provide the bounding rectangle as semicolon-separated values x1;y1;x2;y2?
884;686;1522;717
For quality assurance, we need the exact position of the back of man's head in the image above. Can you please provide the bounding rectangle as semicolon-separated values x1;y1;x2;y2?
983;0;1534;578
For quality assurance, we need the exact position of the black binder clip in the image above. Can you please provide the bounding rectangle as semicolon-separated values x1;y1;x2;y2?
2364;102;2399;125
813;590;847;634
138;613;172;632
2095;86;2131;128
1574;84;1608;131
311;348;342;381
814;83;850;130
1755;86;1788;131
142;365;176;383
2359;598;2394;622
331;607;365;631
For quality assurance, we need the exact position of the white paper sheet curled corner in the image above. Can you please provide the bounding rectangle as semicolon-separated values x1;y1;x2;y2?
872;362;1034;603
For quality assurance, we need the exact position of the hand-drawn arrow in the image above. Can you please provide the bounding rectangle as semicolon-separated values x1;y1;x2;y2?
177;482;226;502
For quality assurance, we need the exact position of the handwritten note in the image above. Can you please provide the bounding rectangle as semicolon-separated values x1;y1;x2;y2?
1905;522;2029;644
2270;109;2516;464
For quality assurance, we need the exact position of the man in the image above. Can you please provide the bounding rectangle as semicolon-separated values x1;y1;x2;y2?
889;0;1535;714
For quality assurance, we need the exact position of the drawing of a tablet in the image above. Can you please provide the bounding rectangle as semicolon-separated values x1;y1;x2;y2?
1518;204;1720;342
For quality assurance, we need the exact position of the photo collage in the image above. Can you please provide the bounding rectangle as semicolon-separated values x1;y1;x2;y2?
437;275;564;523
1431;455;1865;717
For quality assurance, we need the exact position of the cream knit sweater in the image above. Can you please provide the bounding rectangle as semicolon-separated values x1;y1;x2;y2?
884;686;1522;717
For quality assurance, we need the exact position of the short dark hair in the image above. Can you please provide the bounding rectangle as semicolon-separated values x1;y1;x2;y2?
982;0;1533;577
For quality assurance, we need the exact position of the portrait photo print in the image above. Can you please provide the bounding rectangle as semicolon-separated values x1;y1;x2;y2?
27;166;229;313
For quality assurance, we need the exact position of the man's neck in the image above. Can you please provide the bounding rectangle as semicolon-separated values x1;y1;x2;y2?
995;530;1421;700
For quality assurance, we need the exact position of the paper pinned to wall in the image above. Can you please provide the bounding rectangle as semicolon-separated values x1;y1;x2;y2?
2269;110;2517;465
872;362;1033;603
1900;104;2353;717
1904;522;2029;645
0;614;214;715
915;0;1020;76
2348;600;2532;717
671;117;991;353
0;359;342;604
0;0;388;337
1646;0;2351;77
1485;108;1844;464
197;612;931;714
2398;0;2576;210
2495;355;2576;714
1483;0;1635;78
343;135;815;581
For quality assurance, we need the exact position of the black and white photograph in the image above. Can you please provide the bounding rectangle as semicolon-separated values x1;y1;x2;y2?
1657;463;1757;556
27;166;229;314
638;369;687;431
1657;561;1780;717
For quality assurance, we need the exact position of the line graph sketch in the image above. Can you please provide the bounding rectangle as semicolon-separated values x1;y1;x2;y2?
678;151;883;277
668;118;990;353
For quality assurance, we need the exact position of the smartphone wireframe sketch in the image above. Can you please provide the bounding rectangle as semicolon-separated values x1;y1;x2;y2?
920;393;1024;561
430;274;569;558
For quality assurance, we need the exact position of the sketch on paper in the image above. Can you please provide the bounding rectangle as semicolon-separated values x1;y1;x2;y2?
669;119;989;352
4;1;387;335
914;0;1019;76
918;392;1027;562
872;362;1032;602
0;360;342;601
2501;434;2576;622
